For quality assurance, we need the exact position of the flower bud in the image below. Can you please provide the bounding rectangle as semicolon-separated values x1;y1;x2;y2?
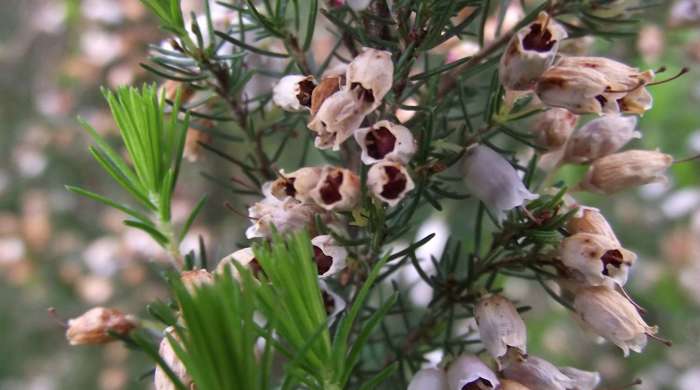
272;75;316;112
216;247;265;279
560;233;636;286
408;367;448;390
154;327;193;390
446;355;500;390
269;167;323;203
530;108;578;150
573;286;658;356
475;294;527;360
311;235;348;277
310;166;361;211
311;75;344;115
577;150;673;194
563;115;640;164
354;120;416;165
536;57;654;115
180;269;214;293
502;348;600;390
308;89;366;150
66;307;136;345
367;161;415;207
499;12;567;90
346;47;393;112
567;207;620;245
246;192;319;239
463;145;538;222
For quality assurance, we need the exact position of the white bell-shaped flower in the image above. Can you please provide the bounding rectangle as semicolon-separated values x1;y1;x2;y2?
354;120;416;165
367;161;415;207
502;348;600;390
446;355;500;390
573;286;659;357
564;115;640;164
475;294;527;360
346;47;394;112
311;235;348;277
560;233;636;287
272;75;316;112
463;145;538;222
499;12;567;90
310;166;361;211
216;247;265;279
408;367;448;390
308;89;366;150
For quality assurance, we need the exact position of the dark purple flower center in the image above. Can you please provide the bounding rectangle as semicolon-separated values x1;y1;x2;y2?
365;127;397;160
313;245;333;275
601;249;623;276
296;79;316;107
380;165;407;200
319;170;344;205
522;23;556;52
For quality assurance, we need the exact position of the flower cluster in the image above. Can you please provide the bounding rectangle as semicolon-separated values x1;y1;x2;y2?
408;295;601;390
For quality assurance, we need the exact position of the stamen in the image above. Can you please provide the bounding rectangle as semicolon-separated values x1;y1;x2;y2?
646;67;689;87
647;332;672;347
673;153;700;164
225;201;256;220
604;378;643;390
615;284;647;314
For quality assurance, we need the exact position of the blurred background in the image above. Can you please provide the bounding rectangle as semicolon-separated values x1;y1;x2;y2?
1;0;700;389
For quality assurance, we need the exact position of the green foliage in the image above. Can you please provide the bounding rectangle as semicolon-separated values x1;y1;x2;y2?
236;232;397;389
168;270;271;390
67;84;203;267
141;0;188;37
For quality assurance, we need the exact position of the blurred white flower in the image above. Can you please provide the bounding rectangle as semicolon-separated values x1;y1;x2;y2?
463;145;537;222
408;367;448;390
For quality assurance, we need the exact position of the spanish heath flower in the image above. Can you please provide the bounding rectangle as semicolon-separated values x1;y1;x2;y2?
463;145;538;222
577;150;673;194
567;207;620;245
573;286;659;356
475;294;527;360
246;189;319;238
499;12;567;90
311;234;347;277
180;269;214;293
346;47;393;112
66;307;136;346
154;327;193;390
354;120;416;165
269;167;322;203
408;367;448;390
319;280;346;317
310;75;343;115
531;108;579;151
560;233;636;287
308;89;366;150
502;348;600;390
563;115;640;164
536;57;655;115
367;161;415;207
216;247;265;279
446;355;500;390
272;75;316;112
310;166;361;211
